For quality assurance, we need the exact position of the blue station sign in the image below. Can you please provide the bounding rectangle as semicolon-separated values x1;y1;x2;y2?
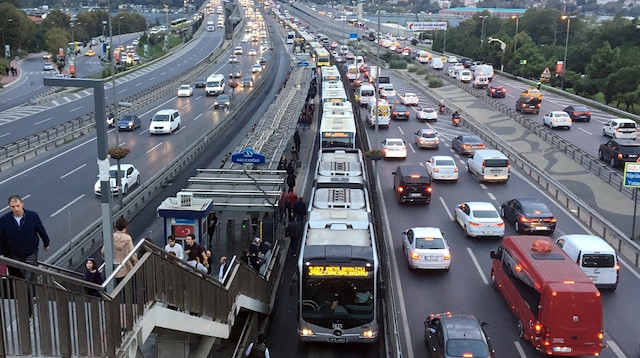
231;147;266;164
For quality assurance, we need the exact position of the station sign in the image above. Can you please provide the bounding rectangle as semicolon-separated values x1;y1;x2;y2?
231;147;266;164
406;22;447;31
623;162;640;188
349;33;357;39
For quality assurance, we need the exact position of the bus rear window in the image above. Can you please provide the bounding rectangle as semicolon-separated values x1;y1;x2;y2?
582;254;615;268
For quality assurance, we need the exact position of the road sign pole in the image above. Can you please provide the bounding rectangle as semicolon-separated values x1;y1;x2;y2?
632;188;638;240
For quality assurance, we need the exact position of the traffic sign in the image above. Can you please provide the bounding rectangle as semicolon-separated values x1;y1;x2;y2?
350;33;357;39
542;67;551;75
623;162;640;187
231;147;266;164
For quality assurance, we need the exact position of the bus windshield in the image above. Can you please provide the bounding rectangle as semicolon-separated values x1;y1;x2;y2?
322;132;354;149
301;275;374;329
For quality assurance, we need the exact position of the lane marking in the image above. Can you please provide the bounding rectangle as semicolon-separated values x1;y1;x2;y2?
118;89;127;94
69;106;84;112
606;340;627;358
466;247;489;285
181;103;190;109
407;142;416;154
514;341;527;357
50;194;85;217
34;117;52;125
146;142;163;154
60;164;86;179
136;82;142;86
398;126;404;135
0;133;9;138
194;113;203;121
439;196;454;221
578;127;592;135
149;77;155;81
487;192;496;201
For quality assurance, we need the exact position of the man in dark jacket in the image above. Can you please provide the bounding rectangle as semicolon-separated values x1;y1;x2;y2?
292;196;307;223
0;195;50;280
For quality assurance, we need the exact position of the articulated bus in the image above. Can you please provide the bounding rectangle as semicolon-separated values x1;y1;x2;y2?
320;102;356;149
321;65;341;84
287;31;295;44
490;236;603;356
315;48;331;67
171;17;188;27
297;147;378;343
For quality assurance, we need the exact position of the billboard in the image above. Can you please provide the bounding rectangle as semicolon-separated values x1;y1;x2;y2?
407;22;448;31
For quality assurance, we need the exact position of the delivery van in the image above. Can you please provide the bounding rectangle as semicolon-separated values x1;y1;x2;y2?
430;57;443;70
556;234;619;290
467;149;510;183
366;99;390;128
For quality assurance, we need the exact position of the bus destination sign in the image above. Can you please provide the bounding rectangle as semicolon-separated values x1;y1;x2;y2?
323;132;350;138
307;265;368;277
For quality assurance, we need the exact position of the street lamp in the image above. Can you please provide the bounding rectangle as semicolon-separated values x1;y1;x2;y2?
2;18;12;59
478;16;488;47
488;37;506;72
561;15;577;90
511;15;522;53
117;16;124;39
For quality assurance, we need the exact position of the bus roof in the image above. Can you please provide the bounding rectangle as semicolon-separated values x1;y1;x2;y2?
316;150;364;177
311;186;367;210
320;114;356;133
305;209;372;246
501;235;596;289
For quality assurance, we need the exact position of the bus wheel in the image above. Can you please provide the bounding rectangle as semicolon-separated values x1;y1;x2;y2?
517;320;525;339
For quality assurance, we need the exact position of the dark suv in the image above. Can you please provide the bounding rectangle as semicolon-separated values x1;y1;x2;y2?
424;313;495;358
598;139;640;168
515;96;541;114
392;165;432;204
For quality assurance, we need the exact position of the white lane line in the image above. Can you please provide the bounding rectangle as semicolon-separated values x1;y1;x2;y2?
466;247;489;285
160;72;166;76
69;106;84;112
146;142;163;154
195;95;202;101
606;340;626;357
136;82;142;86
513;341;527;357
0;194;31;214
118;89;127;94
407;142;416;154
479;183;487;190
578;127;592;135
194;113;203;121
51;100;59;106
181;103;190;109
439;196;454;221
398;126;404;135
60;164;86;179
0;137;95;185
34;117;52;125
149;77;155;81
0;133;9;138
487;192;496;201
50;194;85;217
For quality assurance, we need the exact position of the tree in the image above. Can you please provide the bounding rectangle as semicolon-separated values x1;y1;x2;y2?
585;41;618;80
45;28;69;58
605;66;640;105
42;9;70;32
0;3;35;57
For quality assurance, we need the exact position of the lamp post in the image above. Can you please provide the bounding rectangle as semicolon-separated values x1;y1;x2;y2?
2;18;12;59
108;9;125;207
479;16;488;47
560;15;577;90
374;2;380;150
488;37;506;72
511;15;522;53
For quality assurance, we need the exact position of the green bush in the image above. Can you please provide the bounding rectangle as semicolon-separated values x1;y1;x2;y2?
428;77;444;88
416;68;428;75
407;65;418;72
424;74;430;81
389;60;408;69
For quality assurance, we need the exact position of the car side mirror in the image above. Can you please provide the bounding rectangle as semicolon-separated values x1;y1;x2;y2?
490;250;501;260
481;321;489;328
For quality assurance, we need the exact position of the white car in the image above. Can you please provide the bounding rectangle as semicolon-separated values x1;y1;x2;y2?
454;202;505;238
457;70;473;83
248;48;257;56
177;84;193;97
447;67;456;78
402;227;451;270
602;118;637;139
233;46;243;55
426;156;459;181
382;138;407;159
251;63;263;73
416;106;438;121
379;85;396;98
400;92;419;106
543;111;572;129
93;164;140;196
453;63;464;71
43;62;54;71
228;55;239;64
447;56;458;63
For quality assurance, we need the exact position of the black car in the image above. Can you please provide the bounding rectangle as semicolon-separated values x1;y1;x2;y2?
451;135;485;155
384;94;401;108
461;58;472;68
393;165;432;204
424;313;495;358
500;198;557;234
214;94;231;109
515;96;541;114
194;78;207;88
391;104;411;120
598;139;640;168
486;86;505;98
563;105;591;122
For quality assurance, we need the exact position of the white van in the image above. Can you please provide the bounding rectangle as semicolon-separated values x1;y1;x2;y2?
346;64;358;81
430;57;443;70
357;83;376;107
354;55;364;67
366;99;390;128
474;64;494;81
467;149;510;183
205;74;225;96
555;234;619;290
149;109;181;135
472;76;489;89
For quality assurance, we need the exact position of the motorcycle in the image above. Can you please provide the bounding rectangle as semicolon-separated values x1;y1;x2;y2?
452;115;461;127
439;104;445;114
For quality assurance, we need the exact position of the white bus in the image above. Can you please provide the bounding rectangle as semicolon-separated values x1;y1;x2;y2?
320;104;356;149
287;31;295;44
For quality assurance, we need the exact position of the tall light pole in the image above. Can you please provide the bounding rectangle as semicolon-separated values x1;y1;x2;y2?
479;16;488;47
511;15;522;53
561;15;576;90
374;2;380;150
108;6;124;207
2;18;12;59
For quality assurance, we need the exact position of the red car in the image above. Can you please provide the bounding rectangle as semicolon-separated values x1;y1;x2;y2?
487;86;506;98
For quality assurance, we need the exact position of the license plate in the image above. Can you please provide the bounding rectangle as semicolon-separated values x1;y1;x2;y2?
490;169;501;173
328;338;348;343
425;256;439;261
409;193;421;197
535;226;548;230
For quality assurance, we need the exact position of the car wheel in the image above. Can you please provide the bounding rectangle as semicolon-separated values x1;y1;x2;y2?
515;221;521;233
136;176;140;185
123;184;129;195
517;320;525;339
610;157;616;168
500;207;505;218
603;129;607;136
464;225;471;238
598;149;604;160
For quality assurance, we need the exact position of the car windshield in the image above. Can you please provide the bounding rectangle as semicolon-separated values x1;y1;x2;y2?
179;85;190;90
152;114;170;122
120;115;134;121
472;209;499;219
218;95;230;101
555;112;570;118
572;106;588;111
523;203;551;215
435;159;455;166
387;140;403;146
619;122;636;128
416;237;445;249
446;338;490;357
395;105;408;111
423;108;435;113
421;132;436;138
463;136;483;144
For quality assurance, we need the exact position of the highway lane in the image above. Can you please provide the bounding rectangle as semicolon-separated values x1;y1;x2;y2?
0;17;224;147
0;19;278;261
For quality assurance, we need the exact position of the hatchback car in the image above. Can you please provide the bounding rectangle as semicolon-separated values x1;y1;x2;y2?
382;138;407;159
241;76;253;87
247;48;257;56
486;86;505;98
447;55;458;63
214;94;231;109
415;129;440;149
177;84;193;97
391;105;411;120
454;202;505;238
424;313;495;358
415;106;438;121
603;118;638;139
117;114;142;131
43;62;54;71
563;105;591;122
543;111;572;129
500;198;557;234
93;164;140;196
446;67;456;77
251;63;263;73
426;156;458;181
598;139;640;168
451;135;485;155
402;227;451;270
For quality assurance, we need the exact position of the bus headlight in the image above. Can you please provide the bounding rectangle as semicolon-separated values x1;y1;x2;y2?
301;328;314;336
361;330;375;338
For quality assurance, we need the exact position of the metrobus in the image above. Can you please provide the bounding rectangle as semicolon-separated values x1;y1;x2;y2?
315;48;331;67
321;65;341;84
489;236;603;356
287;31;295;44
171;17;188;27
321;87;348;104
320;103;356;149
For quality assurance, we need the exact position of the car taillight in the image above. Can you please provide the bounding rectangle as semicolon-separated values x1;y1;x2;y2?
597;332;603;340
392;111;398;115
520;216;532;223
534;324;542;333
404;111;410;115
433;168;439;172
462;144;470;149
494;222;505;227
443;252;451;260
426;187;432;193
586;112;591;115
410;251;420;260
469;221;481;227
453;168;459;172
618;153;623;159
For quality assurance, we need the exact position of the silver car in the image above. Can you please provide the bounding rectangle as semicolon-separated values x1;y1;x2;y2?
415;129;440;149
